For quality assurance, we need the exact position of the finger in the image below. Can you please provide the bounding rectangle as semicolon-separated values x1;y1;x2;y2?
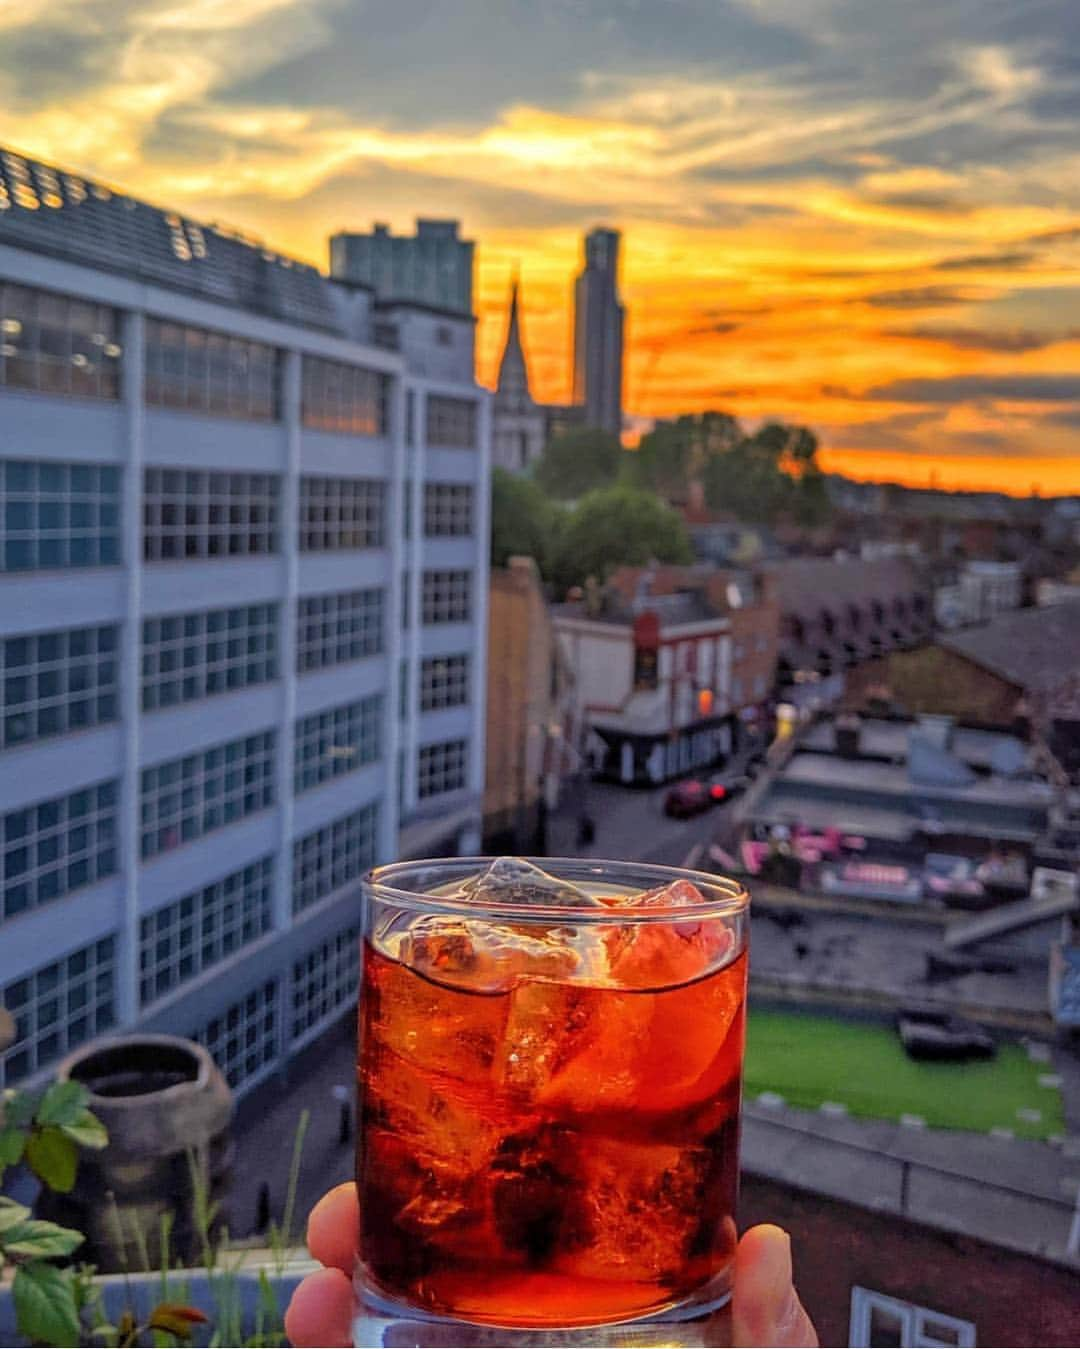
732;1224;818;1348
306;1182;360;1274
284;1267;353;1348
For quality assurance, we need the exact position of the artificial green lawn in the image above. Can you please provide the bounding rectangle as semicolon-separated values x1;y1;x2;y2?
744;1008;1065;1140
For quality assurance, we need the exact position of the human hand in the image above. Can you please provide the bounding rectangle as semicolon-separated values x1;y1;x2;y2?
284;1183;817;1348
281;1187;814;1343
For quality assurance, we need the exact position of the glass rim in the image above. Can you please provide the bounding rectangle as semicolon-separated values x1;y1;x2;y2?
363;855;750;925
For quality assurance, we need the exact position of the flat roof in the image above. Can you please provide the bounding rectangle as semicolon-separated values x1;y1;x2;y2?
801;717;1035;771
0;144;344;333
781;752;1055;808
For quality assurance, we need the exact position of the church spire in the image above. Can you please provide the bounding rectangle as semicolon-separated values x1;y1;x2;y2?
497;270;532;401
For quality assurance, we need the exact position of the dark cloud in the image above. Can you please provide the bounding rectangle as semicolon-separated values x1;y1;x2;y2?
932;251;1033;271
885;325;1073;352
0;7;124;108
871;191;975;214
865;286;976;310
867;373;1080;402
214;0;815;131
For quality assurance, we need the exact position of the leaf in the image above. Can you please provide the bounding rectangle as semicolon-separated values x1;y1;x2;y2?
59;1109;108;1151
148;1302;210;1338
0;1197;32;1233
25;1126;79;1193
0;1125;26;1168
2;1218;85;1259
13;1261;81;1348
1;1088;37;1130
36;1081;90;1129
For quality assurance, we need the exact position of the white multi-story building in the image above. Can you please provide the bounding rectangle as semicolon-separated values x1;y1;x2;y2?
0;148;490;1097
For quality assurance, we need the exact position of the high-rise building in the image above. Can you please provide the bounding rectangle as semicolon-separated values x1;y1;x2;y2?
0;147;490;1098
329;220;474;316
492;279;547;473
572;227;624;437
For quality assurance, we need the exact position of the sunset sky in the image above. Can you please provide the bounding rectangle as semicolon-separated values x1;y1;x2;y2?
4;0;1079;494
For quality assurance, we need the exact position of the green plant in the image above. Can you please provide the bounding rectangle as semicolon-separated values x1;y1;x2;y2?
1;1081;107;1345
1;1082;209;1348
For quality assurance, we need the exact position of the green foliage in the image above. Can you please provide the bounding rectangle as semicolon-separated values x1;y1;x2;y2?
623;411;742;496
533;426;622;500
13;1260;81;1347
551;485;693;593
25;1128;79;1193
701;419;830;525
489;468;560;572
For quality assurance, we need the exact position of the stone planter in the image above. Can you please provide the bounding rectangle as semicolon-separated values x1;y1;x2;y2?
39;1035;233;1272
0;1253;318;1346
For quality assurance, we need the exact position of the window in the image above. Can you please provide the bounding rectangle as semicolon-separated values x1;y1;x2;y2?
139;856;274;1007
399;659;409;721
294;695;382;795
144;320;278;420
192;980;278;1091
423;483;473;537
3;780;118;922
298;477;384;552
0;281;121;400
732;676;744;703
420;654;469;711
296;589;383;673
291;924;359;1043
417;739;468;799
849;1289;976;1349
0;937;116;1087
2;625;118;748
301;356;389;435
401;572;411;629
291;801;378;914
140;731;275;860
422;569;471;625
1;460;121;572
142;604;278;711
143;469;279;561
753;674;766;697
426;394;477;448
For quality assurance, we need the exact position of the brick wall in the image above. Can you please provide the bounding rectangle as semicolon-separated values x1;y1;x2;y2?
741;1174;1080;1348
844;645;1023;726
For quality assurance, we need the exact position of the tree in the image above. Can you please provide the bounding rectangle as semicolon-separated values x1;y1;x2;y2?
623;411;742;499
489;468;560;573
551;486;693;594
702;420;830;525
533;427;622;501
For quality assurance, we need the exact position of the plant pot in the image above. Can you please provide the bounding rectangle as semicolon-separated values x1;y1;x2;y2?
39;1035;233;1272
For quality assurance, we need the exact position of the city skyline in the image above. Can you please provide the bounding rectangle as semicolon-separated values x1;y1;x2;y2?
2;0;1079;494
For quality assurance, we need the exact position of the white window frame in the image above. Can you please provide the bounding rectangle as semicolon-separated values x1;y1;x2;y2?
849;1287;976;1348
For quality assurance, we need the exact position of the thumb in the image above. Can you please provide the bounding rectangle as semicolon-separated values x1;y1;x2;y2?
732;1225;818;1348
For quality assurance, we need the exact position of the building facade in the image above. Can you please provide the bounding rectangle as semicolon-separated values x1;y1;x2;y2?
329;220;474;316
553;565;779;785
0;147;490;1098
572;227;624;437
483;557;573;850
934;558;1023;630
491;281;547;474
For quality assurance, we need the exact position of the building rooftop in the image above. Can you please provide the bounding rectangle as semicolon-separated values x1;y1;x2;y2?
765;556;924;616
939;599;1080;696
800;717;1036;773
0;144;344;332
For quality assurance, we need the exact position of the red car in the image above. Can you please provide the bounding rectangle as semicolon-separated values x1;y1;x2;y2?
663;779;712;818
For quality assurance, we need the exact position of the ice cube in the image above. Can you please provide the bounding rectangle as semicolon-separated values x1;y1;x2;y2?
364;939;510;1081
553;1132;738;1287
603;878;735;989
489;1124;592;1265
396;914;583;993
496;979;654;1111
460;857;604;909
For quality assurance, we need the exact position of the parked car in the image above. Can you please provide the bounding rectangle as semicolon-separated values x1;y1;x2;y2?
663;779;712;818
897;1008;996;1062
708;772;751;803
